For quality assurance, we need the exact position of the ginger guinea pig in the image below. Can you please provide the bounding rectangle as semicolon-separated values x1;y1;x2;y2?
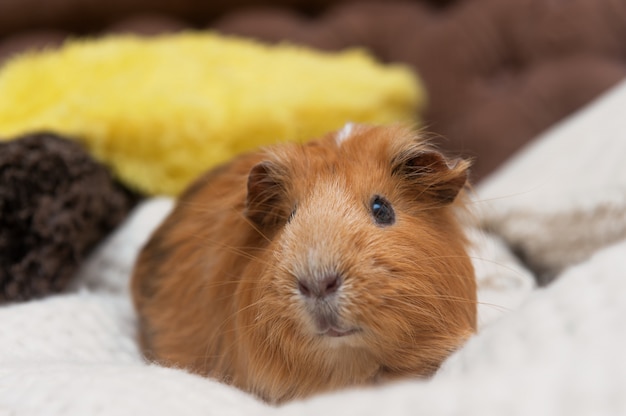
132;124;477;404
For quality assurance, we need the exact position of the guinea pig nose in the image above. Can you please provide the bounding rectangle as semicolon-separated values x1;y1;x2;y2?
298;274;342;298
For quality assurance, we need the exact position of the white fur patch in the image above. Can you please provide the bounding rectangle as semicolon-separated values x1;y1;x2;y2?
335;122;354;145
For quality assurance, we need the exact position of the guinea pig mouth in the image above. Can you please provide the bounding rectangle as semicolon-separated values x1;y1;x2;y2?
312;310;360;338
320;327;360;338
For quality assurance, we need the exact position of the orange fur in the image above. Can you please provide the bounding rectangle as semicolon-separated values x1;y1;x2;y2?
132;124;477;403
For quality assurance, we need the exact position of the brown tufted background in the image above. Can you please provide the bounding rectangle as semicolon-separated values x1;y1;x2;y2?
1;0;625;181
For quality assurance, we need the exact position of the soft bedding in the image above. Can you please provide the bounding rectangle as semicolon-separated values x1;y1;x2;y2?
1;228;624;415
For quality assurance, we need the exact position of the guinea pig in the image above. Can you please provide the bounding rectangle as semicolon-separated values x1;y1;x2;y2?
131;123;477;404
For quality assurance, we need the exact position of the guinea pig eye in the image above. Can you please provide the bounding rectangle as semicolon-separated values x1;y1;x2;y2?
371;196;395;226
287;205;297;223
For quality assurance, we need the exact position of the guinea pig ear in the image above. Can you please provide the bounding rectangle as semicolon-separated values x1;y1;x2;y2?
393;149;470;205
246;161;287;226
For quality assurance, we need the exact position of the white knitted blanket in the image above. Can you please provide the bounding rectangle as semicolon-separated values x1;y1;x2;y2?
2;80;626;415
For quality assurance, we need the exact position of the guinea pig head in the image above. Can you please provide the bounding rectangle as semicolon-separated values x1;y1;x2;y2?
237;124;476;401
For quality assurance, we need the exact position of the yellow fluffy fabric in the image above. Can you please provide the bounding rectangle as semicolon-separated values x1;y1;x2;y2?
0;32;424;195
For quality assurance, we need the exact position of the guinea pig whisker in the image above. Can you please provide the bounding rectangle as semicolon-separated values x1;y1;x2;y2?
235;210;273;244
375;297;448;321
379;293;510;316
381;292;476;302
466;257;530;278
420;254;529;280
172;200;275;245
199;297;278;366
176;234;275;269
210;316;290;368
466;186;547;205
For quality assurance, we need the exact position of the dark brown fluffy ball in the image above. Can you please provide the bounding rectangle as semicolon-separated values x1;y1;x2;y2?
0;132;138;303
